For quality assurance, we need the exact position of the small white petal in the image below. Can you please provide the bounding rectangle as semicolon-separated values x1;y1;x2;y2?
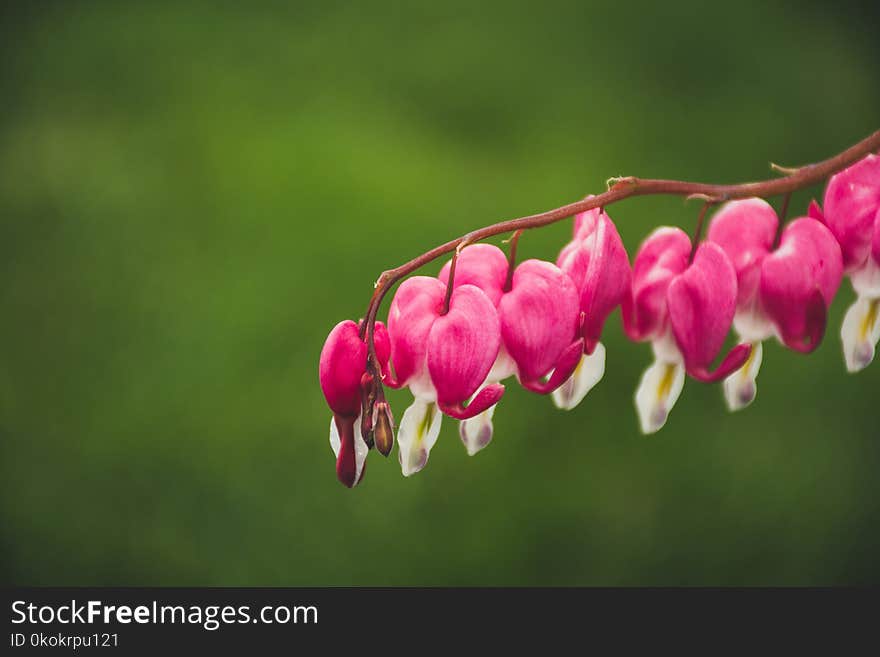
329;416;341;457
723;341;763;412
459;404;496;456
397;398;443;476
551;343;606;411
851;258;880;298
733;308;774;344
487;346;517;383
406;372;438;403
634;358;685;434
841;295;880;373
651;329;683;363
328;414;368;484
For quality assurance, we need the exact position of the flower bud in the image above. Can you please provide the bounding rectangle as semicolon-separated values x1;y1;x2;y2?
373;401;395;457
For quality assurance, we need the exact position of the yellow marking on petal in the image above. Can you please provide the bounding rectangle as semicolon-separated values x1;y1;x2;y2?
656;364;677;402
861;299;880;341
740;342;758;382
416;403;436;445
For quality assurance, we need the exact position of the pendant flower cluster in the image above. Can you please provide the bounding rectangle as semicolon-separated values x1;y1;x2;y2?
318;151;880;487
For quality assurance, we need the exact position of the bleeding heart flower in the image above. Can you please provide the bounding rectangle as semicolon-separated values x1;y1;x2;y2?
707;199;843;410
438;243;509;306
553;205;631;410
387;276;504;474
438;245;514;455
319;319;390;487
498;259;583;392
816;154;880;372
623;227;750;433
439;246;582;455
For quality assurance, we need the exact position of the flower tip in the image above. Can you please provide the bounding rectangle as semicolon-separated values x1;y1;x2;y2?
841;297;880;373
397;399;442;476
330;414;368;488
399;450;428;477
520;339;584;395
687;343;753;383
551;343;606;410
459;409;495;456
641;408;668;435
634;359;685;434
336;439;364;487
722;341;763;412
439;383;505;420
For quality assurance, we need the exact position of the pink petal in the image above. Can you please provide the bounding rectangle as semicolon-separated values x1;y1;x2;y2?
556;238;591;291
556;239;581;271
498;259;580;383
688;343;753;383
440;383;505;420
759;217;843;352
427;284;502;409
373;321;390;364
559;212;631;354
808;199;824;222
873;207;880;266
319;320;367;416
622;227;691;342
706;198;778;309
333;414;365;488
572;203;602;240
387;276;445;388
369;321;394;384
667;242;742;379
438;243;509;306
520;338;585;394
822;153;880;272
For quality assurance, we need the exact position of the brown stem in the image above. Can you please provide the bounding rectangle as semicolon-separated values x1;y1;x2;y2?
503;229;524;292
440;247;461;315
362;130;880;361
779;191;792;223
772;191;793;249
689;202;713;264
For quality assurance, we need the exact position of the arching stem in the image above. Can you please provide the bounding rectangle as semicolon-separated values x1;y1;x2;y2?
359;130;880;366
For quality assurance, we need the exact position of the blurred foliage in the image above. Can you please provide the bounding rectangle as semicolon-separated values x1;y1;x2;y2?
1;0;878;585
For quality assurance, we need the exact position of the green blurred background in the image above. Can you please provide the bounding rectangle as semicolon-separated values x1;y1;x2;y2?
1;1;878;586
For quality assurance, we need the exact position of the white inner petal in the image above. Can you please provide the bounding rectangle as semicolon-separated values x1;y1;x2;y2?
733;307;774;344
851;258;880;298
723;341;763;412
397;398;443;476
487;346;517;383
329;416;341;457
651;330;684;364
551;343;606;411
459;404;496;456
841;295;880;373
634;358;685;434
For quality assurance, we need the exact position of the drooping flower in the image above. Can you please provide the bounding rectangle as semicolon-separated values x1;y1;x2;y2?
498;259;583;392
387;276;504;474
553;205;631;410
623;227;751;433
814;154;880;372
706;199;843;410
438;245;582;455
318;319;390;487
